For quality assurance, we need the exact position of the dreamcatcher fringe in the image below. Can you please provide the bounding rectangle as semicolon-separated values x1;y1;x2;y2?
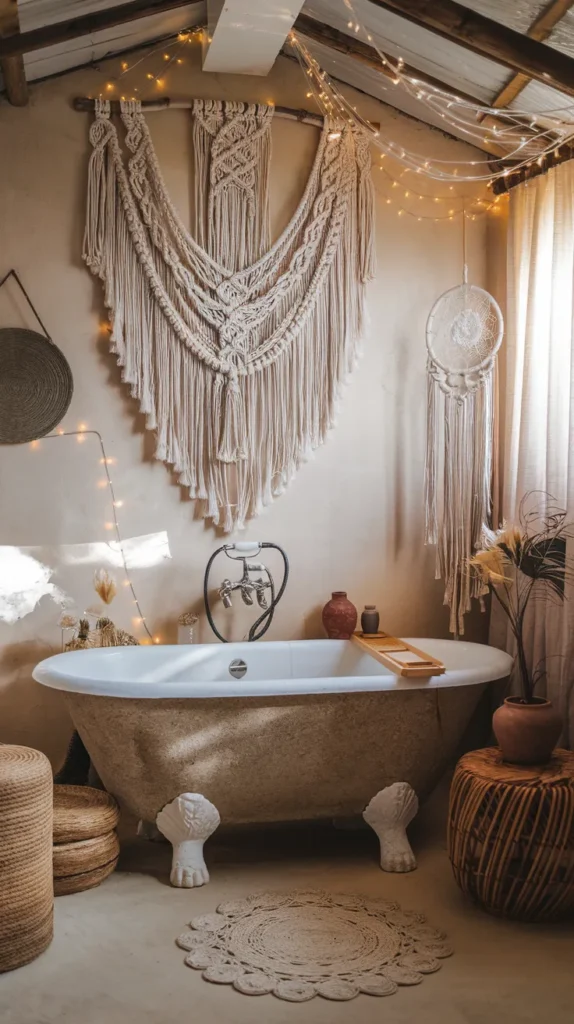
425;377;494;635
192;100;273;272
83;101;375;531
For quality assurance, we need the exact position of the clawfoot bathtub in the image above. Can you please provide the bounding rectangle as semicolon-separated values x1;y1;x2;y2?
34;639;512;887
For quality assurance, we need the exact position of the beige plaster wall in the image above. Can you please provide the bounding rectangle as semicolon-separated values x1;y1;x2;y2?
0;48;496;766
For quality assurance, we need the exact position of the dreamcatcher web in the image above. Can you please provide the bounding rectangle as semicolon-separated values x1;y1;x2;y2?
427;279;502;376
424;216;503;634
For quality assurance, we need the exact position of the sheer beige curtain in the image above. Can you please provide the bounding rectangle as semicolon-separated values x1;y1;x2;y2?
494;160;574;743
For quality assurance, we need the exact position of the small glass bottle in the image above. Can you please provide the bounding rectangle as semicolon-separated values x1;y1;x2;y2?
361;605;380;635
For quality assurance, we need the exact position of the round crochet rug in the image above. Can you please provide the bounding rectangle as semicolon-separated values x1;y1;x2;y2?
176;889;452;1001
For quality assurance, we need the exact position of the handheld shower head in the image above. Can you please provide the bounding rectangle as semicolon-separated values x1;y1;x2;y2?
204;542;289;643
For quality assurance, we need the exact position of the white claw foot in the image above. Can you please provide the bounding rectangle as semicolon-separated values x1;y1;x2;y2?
155;793;220;888
363;782;419;873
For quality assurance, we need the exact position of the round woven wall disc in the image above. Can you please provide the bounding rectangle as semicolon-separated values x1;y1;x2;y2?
0;327;73;444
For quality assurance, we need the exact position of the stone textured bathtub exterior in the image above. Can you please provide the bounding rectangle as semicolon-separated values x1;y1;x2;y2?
64;685;487;825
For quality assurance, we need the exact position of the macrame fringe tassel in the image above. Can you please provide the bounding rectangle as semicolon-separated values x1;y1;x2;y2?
425;376;494;635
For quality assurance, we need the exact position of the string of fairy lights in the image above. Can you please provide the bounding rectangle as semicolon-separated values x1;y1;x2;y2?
29;428;158;644
288;0;574;185
98;26;204;101
94;24;505;223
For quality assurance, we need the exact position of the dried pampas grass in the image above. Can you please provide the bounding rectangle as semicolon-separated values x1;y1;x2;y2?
94;568;117;605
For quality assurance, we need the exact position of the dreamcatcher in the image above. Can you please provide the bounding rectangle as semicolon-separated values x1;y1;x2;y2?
424;217;503;634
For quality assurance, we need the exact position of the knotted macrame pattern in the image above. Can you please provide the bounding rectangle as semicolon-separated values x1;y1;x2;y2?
83;100;375;530
192;99;273;272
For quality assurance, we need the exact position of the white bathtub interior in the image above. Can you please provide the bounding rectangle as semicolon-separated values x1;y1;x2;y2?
33;638;513;699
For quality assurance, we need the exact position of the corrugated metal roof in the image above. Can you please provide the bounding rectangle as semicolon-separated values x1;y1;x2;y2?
4;0;574;137
305;0;510;102
454;1;547;34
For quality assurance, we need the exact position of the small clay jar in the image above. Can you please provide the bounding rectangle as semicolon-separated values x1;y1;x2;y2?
322;592;357;640
493;696;563;765
361;605;380;635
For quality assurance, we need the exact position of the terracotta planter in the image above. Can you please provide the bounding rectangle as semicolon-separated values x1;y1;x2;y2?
493;696;562;766
322;592;357;640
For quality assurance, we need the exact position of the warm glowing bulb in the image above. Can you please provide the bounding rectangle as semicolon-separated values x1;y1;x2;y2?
177;59;183;64
97;480;108;489
57;428;65;435
113;500;123;508
156;78;165;89
146;73;154;80
106;83;114;91
153;637;161;644
78;423;87;432
121;62;128;71
123;580;131;587
163;54;169;60
30;440;40;450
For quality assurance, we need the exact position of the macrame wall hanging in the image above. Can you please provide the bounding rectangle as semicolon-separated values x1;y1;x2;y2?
424;217;503;635
192;100;273;272
83;99;375;532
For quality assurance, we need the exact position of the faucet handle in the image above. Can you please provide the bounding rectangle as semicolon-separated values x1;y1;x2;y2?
219;579;233;609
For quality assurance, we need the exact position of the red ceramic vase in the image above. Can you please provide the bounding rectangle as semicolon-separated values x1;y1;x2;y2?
322;592;357;640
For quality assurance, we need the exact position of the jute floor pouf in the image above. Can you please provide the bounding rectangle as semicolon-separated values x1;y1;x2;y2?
53;785;120;843
0;745;54;972
53;785;120;896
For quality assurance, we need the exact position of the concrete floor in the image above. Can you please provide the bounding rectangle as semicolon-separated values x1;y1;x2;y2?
2;787;573;1024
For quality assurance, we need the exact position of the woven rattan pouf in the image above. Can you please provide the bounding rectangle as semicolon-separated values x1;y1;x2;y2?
448;747;574;922
0;745;53;972
53;785;120;896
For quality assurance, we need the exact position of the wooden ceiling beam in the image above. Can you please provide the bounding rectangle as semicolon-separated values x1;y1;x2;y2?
492;0;574;109
368;0;574;97
0;0;195;59
492;140;574;193
0;0;28;106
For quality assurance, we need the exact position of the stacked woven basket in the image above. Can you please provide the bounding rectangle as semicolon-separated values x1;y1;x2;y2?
53;785;120;896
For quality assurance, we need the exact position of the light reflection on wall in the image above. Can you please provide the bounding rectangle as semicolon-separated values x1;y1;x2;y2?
0;532;171;624
0;548;67;625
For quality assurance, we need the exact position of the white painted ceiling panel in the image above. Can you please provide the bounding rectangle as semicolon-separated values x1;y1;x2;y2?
303;0;510;102
18;0;127;32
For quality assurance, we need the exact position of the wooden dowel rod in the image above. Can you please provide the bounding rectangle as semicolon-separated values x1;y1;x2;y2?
72;96;380;130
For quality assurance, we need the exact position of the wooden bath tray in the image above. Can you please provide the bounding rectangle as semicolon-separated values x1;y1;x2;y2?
351;632;445;678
